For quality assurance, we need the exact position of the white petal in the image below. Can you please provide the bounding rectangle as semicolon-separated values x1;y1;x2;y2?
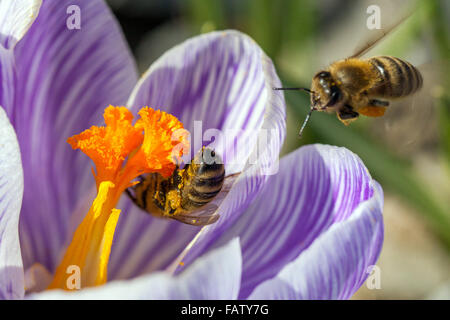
248;183;384;299
0;106;24;299
29;238;242;300
0;0;41;49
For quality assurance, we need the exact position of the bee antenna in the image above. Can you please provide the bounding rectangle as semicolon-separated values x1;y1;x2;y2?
273;87;314;94
298;107;316;138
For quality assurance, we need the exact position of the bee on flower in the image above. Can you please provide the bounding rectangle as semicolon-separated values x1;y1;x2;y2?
0;0;383;300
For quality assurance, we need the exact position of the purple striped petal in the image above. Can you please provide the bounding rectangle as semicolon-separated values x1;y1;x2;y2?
109;30;285;279
108;197;200;280
205;144;379;298
127;30;285;174
248;183;384;299
29;238;241;299
0;0;41;49
8;0;138;273
0;107;24;299
0;0;40;116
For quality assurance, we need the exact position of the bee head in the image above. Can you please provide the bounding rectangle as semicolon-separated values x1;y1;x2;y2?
191;147;223;173
311;71;342;110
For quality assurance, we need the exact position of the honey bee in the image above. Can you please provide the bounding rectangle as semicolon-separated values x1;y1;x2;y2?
126;147;237;226
275;15;423;137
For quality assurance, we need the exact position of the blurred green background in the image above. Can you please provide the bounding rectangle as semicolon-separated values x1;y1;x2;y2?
106;0;450;299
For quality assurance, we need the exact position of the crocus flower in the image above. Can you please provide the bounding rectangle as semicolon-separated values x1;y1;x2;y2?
0;0;384;299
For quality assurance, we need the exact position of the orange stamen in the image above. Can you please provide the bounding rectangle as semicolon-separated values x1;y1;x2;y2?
48;106;188;290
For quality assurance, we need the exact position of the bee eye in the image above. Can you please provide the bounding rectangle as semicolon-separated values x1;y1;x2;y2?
201;148;219;165
318;71;331;79
325;87;341;107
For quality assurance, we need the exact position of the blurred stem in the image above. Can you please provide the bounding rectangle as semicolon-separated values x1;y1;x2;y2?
283;87;450;250
427;0;450;163
438;96;450;164
279;0;316;47
427;0;450;55
248;0;283;57
247;0;316;58
186;0;225;32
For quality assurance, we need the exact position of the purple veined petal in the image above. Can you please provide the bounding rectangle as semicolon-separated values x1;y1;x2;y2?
127;30;285;174
9;0;138;273
0;106;25;299
248;182;384;300
29;238;242;300
205;144;378;298
111;30;285;279
108;197;200;281
0;0;41;50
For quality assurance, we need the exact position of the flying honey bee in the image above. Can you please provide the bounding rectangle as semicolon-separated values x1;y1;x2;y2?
275;14;423;137
126;147;238;226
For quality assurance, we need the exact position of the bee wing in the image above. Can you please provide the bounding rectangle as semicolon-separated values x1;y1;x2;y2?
168;172;241;226
368;61;444;156
222;172;240;192
318;1;416;66
350;12;412;58
170;205;220;226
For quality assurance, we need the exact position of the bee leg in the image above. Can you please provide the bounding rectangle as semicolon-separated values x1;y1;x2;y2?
369;99;389;107
337;105;359;126
359;103;388;118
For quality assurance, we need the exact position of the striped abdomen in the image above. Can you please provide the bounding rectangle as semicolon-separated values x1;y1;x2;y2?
181;154;225;211
368;56;422;98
